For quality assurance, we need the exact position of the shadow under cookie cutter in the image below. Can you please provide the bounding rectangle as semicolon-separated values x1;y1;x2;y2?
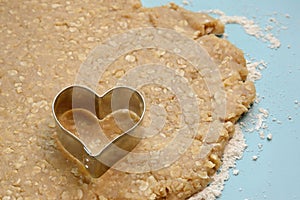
52;85;145;178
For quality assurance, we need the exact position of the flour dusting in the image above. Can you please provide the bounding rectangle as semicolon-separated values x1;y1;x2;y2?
206;9;281;49
246;60;267;81
190;9;283;200
191;125;246;200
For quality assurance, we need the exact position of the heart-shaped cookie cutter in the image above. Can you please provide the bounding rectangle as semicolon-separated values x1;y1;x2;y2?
52;85;145;178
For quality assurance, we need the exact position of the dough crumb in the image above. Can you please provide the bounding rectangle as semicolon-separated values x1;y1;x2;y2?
267;133;273;141
252;155;258;161
233;169;240;176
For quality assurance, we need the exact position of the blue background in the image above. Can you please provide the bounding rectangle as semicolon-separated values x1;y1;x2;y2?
141;1;300;199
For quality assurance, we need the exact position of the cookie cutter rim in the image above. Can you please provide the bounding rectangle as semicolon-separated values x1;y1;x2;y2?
52;84;146;178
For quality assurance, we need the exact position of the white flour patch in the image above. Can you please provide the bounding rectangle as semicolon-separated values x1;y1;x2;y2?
246;60;267;81
205;9;281;49
190;125;247;200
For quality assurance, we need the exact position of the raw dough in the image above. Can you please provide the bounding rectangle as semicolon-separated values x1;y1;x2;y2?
0;0;255;199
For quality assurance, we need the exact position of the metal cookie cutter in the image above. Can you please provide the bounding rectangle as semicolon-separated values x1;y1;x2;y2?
52;85;145;178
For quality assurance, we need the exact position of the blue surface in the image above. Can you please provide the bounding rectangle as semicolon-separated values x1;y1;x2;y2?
141;1;300;199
